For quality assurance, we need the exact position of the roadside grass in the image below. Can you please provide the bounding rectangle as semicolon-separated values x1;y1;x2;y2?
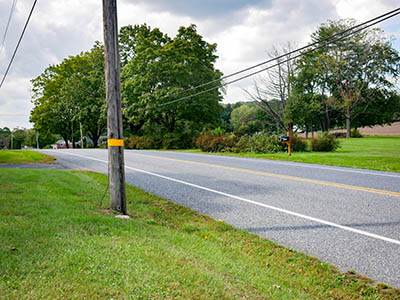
0;150;55;164
1;168;399;299
181;136;400;173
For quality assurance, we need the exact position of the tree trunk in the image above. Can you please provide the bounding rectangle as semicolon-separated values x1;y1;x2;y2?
88;131;99;148
346;106;351;139
63;136;69;149
311;122;314;138
71;121;76;148
305;125;309;139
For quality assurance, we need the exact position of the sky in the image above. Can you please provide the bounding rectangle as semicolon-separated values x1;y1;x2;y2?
0;0;399;129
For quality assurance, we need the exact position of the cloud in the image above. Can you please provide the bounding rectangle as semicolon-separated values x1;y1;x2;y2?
121;0;271;19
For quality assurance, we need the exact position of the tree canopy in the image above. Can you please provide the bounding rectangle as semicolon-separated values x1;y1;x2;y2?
120;24;224;136
292;19;400;137
30;43;106;147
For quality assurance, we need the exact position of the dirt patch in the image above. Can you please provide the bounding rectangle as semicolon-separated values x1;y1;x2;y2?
301;121;400;137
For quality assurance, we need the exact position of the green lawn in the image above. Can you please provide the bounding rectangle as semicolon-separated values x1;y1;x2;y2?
183;136;400;173
0;150;55;164
1;168;399;299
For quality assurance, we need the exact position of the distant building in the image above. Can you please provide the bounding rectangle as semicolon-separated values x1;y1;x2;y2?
51;140;69;149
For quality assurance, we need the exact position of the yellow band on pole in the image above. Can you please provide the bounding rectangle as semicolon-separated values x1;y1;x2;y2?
108;139;124;147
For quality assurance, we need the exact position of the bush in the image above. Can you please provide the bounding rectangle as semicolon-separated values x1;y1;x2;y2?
162;132;194;149
311;133;340;152
249;134;283;153
195;133;238;152
290;136;308;152
351;129;363;138
233;135;251;153
210;127;226;137
125;136;161;150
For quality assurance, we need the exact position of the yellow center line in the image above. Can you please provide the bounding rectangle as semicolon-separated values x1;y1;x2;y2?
131;152;400;198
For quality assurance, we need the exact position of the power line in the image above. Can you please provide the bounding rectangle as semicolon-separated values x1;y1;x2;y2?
156;7;400;104
153;7;400;108
0;0;37;90
0;0;18;58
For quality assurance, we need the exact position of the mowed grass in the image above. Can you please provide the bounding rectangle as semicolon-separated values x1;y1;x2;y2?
0;150;55;164
183;136;400;173
1;168;399;299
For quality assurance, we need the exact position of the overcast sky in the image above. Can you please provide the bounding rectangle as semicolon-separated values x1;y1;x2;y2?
0;0;399;129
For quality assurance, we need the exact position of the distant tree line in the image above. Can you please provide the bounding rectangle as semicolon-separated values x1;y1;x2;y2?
0;127;59;149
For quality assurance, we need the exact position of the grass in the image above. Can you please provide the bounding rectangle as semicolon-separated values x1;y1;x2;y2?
1;167;399;299
0;150;55;164
182;136;400;173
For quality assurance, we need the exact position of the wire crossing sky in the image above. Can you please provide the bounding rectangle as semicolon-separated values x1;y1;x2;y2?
148;8;400;110
0;0;18;59
0;0;37;90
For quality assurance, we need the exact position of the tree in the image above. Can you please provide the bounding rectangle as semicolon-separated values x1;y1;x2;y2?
304;19;400;137
245;43;297;135
8;128;26;149
0;127;11;149
23;129;59;149
30;43;107;147
30;63;75;148
61;43;106;147
121;24;223;137
351;89;400;129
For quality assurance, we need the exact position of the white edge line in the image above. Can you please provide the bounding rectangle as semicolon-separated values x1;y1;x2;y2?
56;150;400;246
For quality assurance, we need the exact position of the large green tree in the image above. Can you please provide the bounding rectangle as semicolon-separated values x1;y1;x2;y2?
120;24;223;136
30;43;106;147
294;19;400;137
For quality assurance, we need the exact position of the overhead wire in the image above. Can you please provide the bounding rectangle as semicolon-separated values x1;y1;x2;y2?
149;7;400;109
0;0;37;90
0;0;18;58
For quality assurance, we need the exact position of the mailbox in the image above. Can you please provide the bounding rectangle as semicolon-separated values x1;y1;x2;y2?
279;136;290;142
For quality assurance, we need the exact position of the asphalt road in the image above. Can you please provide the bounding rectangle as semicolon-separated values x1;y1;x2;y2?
40;149;400;287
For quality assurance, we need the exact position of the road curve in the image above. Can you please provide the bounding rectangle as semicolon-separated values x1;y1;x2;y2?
40;149;400;287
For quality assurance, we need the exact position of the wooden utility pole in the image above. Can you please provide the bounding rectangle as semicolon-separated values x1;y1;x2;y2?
102;0;127;214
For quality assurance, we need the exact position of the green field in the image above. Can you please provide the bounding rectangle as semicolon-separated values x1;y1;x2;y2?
0;150;54;164
184;136;400;173
1;167;399;299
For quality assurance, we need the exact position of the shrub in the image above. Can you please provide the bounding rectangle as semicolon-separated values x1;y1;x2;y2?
311;133;340;152
162;132;194;149
210;127;226;137
195;133;238;152
351;129;363;138
249;134;283;153
233;134;285;153
290;136;308;152
233;135;251;153
125;136;161;149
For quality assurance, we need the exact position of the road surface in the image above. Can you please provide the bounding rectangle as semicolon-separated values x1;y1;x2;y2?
40;149;400;287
